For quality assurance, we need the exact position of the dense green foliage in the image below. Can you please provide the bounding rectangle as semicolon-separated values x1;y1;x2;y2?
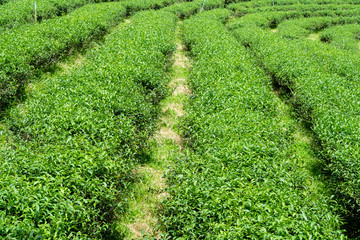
231;7;360;224
163;0;225;18
160;10;345;239
227;8;360;31
228;3;360;16
2;0;360;238
0;0;176;29
277;16;360;39
0;0;102;29
0;2;126;108
0;10;176;239
240;8;360;51
319;24;360;50
123;0;176;14
0;0;180;109
0;0;14;4
227;0;360;8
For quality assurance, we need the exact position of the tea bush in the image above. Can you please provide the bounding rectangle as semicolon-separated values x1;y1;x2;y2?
319;24;360;50
0;10;177;239
161;10;345;239
0;0;181;109
0;2;126;108
232;19;360;217
0;0;103;29
163;0;225;18
277;16;360;39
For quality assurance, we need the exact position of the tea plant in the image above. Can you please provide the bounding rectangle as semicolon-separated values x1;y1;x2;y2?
227;0;360;9
163;0;225;18
319;24;360;50
232;17;360;219
0;0;181;109
0;2;126;108
277;16;360;39
0;0;94;29
160;10;345;239
0;10;177;239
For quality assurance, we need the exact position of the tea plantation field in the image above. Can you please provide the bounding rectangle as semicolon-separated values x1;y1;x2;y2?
0;0;359;239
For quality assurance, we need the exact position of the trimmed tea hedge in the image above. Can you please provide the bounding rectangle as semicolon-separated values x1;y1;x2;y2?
0;0;175;29
163;0;225;19
227;8;360;31
277;16;360;39
0;10;177;239
232;19;360;218
0;0;181;109
227;0;360;9
0;2;126;108
227;3;360;16
0;0;100;29
319;24;360;50
161;10;345;239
